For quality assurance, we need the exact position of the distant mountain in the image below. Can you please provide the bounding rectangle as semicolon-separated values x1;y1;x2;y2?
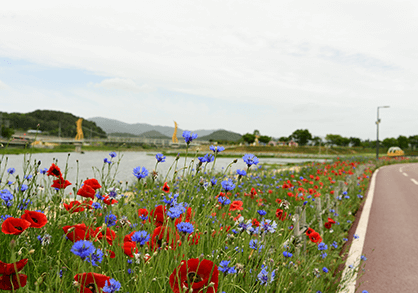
139;130;170;139
197;130;242;142
1;110;107;138
108;132;139;137
88;117;221;138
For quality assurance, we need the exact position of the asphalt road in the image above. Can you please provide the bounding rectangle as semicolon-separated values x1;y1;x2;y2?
356;163;418;292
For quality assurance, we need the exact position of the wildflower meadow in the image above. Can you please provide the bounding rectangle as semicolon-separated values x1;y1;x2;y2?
0;131;413;292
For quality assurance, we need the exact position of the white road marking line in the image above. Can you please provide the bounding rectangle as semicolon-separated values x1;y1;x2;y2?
399;167;403;172
411;179;418;185
403;173;408;177
338;169;379;293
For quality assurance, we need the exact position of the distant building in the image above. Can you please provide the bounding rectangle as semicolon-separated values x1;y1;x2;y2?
28;130;42;134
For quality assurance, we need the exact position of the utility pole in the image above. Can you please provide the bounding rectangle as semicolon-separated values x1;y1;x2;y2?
58;122;61;140
376;106;390;160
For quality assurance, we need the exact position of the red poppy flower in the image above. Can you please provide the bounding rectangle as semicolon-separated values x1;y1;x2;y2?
275;209;287;221
327;218;336;224
305;227;315;236
46;163;62;178
150;226;180;251
123;241;138;258
51;177;71;189
229;201;243;211
0;274;27;290
162;182;170;193
1;217;31;235
169;258;219;293
275;198;282;205
252;218;260;227
149;205;167;227
0;258;28;275
308;231;322;244
83;178;102;190
138;208;149;220
21;210;47;228
63;201;85;213
324;222;332;229
96;228;117;246
77;184;96;199
62;223;98;242
103;195;118;205
74;272;110;293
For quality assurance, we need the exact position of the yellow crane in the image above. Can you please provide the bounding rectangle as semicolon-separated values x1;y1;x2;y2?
75;118;84;140
172;121;179;143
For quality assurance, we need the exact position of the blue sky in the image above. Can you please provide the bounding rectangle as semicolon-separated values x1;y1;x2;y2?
1;1;417;140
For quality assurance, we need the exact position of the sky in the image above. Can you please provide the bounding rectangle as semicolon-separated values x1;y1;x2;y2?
1;0;417;140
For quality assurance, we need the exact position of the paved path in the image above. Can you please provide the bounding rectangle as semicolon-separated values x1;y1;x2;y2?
355;163;418;292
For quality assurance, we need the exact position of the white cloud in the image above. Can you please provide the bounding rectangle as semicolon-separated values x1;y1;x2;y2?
94;78;153;93
0;1;417;139
0;79;9;89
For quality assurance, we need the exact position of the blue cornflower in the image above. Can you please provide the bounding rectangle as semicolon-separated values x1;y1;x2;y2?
20;184;28;192
167;207;182;219
219;260;236;274
242;154;259;168
203;153;215;163
361;255;367;261
131;231;151;246
102;278;121;293
133;166;149;180
343;238;348;242
23;175;33;180
321;252;327;259
354;234;359;239
331;241;338;249
127;268;132;274
176;222;194;234
105;214;117;226
18;199;32;210
40;168;48;174
249;239;263;252
182;130;198;144
236;169;247;177
103;158;112;164
260;219;277;233
211;177;217;186
86;248;104;266
0;189;13;204
7;168;15;175
218;196;231;205
257;265;275;285
283;251;293;258
318;243;328;251
257;210;267;216
221;179;236;191
210;145;225;153
155;153;166;163
322;267;329;273
109;152;117;158
71;240;95;259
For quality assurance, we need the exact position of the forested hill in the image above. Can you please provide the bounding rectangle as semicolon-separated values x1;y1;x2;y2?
0;110;107;138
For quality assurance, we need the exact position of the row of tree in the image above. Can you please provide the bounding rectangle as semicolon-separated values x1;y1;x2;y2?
242;129;418;149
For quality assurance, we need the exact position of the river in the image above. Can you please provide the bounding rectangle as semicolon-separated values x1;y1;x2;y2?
1;151;326;184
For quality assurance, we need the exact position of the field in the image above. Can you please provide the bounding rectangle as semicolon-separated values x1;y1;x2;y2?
0;139;415;292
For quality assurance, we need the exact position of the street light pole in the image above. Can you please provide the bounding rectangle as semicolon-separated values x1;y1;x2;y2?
376;106;390;160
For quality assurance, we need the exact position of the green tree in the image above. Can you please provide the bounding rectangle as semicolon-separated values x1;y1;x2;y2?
258;135;271;144
397;135;409;149
289;129;312;146
349;137;362;147
242;133;256;144
1;126;14;139
409;135;418;149
325;134;343;146
278;136;290;142
382;137;398;149
311;136;323;146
